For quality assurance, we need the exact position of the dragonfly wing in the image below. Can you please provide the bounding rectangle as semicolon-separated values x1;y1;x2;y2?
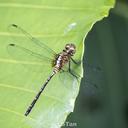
7;43;53;73
8;24;56;60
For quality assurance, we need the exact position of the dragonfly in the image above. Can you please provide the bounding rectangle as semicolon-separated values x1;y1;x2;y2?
7;24;79;116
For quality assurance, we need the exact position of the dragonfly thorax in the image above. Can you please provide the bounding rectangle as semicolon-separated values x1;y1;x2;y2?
53;43;76;73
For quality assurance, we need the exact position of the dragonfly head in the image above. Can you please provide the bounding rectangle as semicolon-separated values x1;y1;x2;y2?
65;43;76;56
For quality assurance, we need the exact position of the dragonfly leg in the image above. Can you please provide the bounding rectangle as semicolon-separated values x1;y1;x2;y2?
60;69;66;73
71;57;81;65
68;60;79;80
71;57;102;72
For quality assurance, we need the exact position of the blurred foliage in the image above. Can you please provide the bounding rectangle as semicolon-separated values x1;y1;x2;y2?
64;0;128;128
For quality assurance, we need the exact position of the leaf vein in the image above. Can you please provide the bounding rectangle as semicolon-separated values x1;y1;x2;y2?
0;3;89;10
0;83;64;104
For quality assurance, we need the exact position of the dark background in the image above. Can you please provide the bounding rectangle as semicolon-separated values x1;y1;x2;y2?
64;0;128;128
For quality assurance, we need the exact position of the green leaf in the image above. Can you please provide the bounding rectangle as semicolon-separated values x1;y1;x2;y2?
0;0;115;128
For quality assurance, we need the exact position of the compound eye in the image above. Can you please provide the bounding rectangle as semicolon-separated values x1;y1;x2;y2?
65;44;70;49
65;47;68;50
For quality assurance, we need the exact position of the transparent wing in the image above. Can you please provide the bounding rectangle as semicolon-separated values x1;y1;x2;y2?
8;24;56;60
7;24;56;72
7;43;54;72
